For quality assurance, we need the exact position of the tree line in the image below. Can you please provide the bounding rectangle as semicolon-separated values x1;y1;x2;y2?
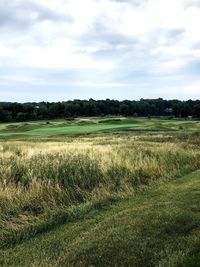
0;98;200;122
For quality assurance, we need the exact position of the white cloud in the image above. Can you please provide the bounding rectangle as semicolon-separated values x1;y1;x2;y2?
0;0;200;100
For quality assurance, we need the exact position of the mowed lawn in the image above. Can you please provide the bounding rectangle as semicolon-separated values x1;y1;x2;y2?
0;118;199;138
18;122;143;136
1;170;200;267
0;120;149;138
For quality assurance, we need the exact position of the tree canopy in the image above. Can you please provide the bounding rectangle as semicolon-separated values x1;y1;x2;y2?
0;98;199;122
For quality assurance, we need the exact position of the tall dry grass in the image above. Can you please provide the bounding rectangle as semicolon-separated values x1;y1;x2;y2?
0;134;200;248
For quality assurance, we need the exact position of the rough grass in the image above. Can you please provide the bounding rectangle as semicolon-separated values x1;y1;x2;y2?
0;120;200;266
1;170;200;267
0;132;200;251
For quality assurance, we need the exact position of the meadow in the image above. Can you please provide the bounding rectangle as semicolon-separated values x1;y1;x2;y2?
0;118;200;266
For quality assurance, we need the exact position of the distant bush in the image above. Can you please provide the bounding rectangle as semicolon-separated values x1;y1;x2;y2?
98;119;121;123
65;117;75;121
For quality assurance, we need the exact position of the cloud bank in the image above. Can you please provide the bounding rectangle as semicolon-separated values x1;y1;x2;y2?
0;0;200;101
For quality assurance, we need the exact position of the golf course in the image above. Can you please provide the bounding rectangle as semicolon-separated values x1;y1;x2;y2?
0;117;199;139
1;0;200;265
0;117;200;266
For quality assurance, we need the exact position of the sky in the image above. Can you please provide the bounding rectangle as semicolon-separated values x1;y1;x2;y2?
0;0;200;102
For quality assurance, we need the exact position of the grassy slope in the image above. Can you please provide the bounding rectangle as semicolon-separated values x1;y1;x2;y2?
1;170;200;267
0;121;147;138
0;119;199;139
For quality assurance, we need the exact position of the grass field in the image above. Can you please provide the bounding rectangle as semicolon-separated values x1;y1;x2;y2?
0;117;200;266
1;171;200;267
0;117;199;139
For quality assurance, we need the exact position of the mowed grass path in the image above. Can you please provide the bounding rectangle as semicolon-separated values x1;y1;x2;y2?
1;170;200;267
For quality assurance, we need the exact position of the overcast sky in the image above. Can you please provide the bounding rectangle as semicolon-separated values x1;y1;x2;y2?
0;0;200;102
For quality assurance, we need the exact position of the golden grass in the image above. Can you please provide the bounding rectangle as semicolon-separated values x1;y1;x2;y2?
0;133;200;248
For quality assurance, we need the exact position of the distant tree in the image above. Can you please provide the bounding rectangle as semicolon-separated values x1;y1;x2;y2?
36;105;48;119
172;102;182;117
16;112;27;122
119;104;129;116
0;98;199;122
0;107;12;122
193;104;200;118
180;103;191;117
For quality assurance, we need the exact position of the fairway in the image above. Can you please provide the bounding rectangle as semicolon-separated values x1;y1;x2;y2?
0;118;199;139
2;122;142;137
